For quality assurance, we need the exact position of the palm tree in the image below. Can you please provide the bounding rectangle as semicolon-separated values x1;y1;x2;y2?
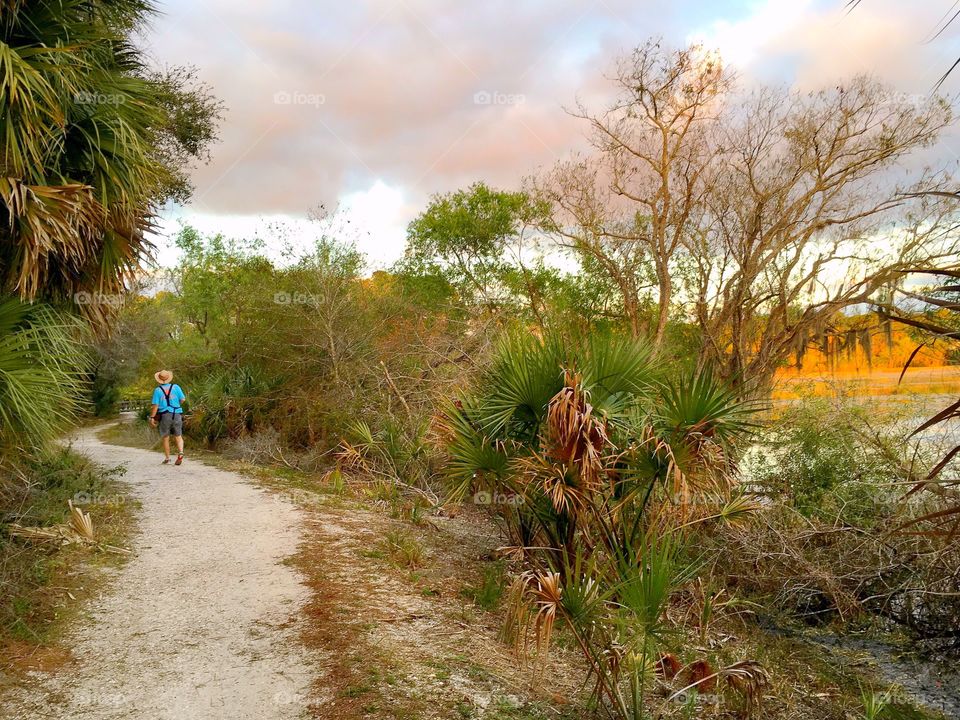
0;0;220;318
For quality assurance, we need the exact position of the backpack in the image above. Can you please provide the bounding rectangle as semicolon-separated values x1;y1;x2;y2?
157;384;181;414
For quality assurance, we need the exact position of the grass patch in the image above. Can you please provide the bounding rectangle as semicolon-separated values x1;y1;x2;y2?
380;528;424;569
460;560;506;611
0;445;134;660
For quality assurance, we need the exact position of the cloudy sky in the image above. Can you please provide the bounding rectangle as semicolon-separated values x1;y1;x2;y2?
140;0;960;268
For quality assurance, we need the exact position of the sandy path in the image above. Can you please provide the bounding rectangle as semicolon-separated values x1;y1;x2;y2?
3;426;315;719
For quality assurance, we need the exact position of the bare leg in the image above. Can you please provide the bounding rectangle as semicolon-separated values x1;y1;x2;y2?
175;436;184;455
162;436;171;460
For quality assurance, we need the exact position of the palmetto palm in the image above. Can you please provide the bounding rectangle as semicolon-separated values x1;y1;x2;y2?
442;331;653;494
0;297;89;448
442;331;758;557
0;0;218;316
451;331;762;720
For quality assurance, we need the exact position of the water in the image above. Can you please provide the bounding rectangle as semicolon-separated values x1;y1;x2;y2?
759;617;960;718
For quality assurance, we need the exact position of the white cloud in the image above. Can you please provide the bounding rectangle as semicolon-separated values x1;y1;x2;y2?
151;179;412;271
688;0;816;70
148;1;960;267
337;180;413;267
691;0;960;91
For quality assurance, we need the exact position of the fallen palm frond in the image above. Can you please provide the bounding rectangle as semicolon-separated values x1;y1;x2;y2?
663;659;770;714
69;499;95;541
336;420;440;506
7;500;95;545
5;500;129;554
6;523;91;545
721;660;770;713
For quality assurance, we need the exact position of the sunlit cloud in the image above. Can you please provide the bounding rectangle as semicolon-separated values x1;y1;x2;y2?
141;0;960;265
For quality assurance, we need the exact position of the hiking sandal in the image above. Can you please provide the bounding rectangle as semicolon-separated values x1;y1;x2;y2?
175;454;184;466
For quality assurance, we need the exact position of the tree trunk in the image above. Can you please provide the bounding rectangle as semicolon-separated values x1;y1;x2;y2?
654;270;671;347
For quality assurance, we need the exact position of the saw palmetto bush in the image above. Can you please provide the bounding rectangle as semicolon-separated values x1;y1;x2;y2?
339;418;433;493
443;331;758;555
441;330;765;718
0;0;220;317
190;365;280;445
0;297;89;449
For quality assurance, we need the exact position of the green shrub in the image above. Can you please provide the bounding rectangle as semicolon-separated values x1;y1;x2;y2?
752;399;901;525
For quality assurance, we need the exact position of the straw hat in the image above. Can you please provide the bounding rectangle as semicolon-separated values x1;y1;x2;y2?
154;370;174;384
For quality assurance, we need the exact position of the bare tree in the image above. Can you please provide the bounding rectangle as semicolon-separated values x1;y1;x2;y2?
534;40;732;345
693;77;957;388
538;41;959;390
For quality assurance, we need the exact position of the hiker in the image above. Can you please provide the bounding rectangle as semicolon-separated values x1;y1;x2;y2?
149;370;186;465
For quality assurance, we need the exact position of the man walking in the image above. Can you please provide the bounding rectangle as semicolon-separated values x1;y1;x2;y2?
149;370;186;465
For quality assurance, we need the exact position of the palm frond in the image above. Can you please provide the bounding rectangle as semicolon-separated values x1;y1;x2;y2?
0;297;90;449
657;370;762;450
0;0;216;318
438;397;516;502
479;331;564;439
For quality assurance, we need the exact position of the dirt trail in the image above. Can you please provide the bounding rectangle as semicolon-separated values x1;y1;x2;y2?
2;426;316;719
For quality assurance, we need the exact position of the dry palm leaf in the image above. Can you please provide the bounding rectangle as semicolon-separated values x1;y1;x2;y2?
335;439;371;472
723;659;770;713
69;499;95;542
531;572;561;654
544;372;609;488
500;573;533;651
665;658;769;709
7;522;91;546
518;451;589;515
1;178;102;297
6;500;96;546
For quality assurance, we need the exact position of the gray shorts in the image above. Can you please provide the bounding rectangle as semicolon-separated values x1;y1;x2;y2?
158;412;183;437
